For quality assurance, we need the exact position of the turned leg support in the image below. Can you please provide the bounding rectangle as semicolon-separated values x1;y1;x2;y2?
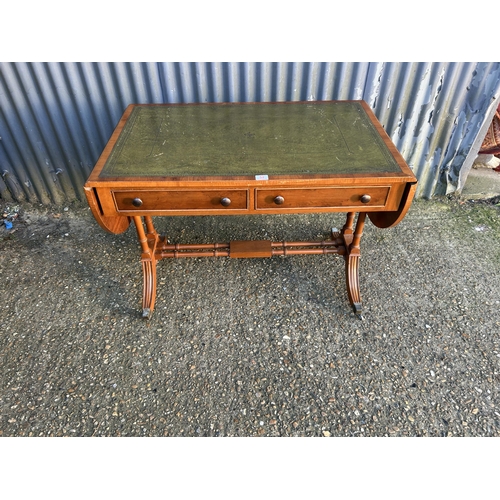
133;216;159;319
342;212;366;317
130;212;367;319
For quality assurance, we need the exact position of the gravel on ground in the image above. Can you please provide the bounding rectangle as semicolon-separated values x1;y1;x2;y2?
1;196;499;438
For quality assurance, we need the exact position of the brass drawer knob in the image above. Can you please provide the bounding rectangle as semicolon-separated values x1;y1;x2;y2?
274;195;285;205
132;197;143;207
360;194;371;204
220;197;231;207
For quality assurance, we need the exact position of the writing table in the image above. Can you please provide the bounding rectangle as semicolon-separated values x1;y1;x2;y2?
84;101;417;318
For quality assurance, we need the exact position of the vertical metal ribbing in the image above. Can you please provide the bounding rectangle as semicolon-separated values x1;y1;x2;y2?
2;61;500;203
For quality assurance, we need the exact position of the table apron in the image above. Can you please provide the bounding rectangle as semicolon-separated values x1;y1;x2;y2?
96;183;405;216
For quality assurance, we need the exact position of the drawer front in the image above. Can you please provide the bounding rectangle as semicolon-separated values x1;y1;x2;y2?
113;190;248;212
255;186;391;210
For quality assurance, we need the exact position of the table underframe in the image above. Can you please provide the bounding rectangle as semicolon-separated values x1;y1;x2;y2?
132;211;367;319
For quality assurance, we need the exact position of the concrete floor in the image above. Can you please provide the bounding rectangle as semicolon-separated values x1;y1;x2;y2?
461;166;500;200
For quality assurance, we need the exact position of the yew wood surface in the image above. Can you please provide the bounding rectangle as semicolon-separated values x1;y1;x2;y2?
84;186;130;234
91;101;407;179
84;100;417;317
86;101;415;184
255;186;391;209
114;189;249;212
84;101;416;225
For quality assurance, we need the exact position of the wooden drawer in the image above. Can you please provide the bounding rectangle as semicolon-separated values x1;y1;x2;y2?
113;190;248;212
255;186;391;210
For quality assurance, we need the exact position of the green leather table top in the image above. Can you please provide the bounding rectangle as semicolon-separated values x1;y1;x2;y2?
99;102;402;178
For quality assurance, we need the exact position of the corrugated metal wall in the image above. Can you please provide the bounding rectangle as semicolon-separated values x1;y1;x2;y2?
1;62;499;204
